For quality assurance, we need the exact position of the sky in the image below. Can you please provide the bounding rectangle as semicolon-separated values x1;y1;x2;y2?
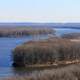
0;0;80;22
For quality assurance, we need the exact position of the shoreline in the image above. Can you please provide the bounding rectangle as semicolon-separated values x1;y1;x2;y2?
0;27;54;37
13;60;80;69
13;38;80;67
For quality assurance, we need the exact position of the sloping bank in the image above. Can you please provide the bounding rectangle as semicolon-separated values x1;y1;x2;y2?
12;38;80;67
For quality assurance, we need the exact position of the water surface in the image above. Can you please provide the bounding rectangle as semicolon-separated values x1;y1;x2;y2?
0;28;80;77
0;35;48;77
54;28;80;36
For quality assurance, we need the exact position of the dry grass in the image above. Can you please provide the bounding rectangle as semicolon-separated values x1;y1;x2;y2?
4;64;80;80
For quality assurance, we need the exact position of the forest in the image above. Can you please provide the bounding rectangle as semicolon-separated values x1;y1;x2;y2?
0;27;54;37
13;38;80;67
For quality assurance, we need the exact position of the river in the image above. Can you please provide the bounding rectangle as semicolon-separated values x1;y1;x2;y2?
0;28;80;78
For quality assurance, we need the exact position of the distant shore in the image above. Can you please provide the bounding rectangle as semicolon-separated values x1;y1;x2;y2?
0;27;54;37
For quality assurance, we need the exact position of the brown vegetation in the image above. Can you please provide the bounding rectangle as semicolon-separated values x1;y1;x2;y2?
0;27;54;37
13;38;80;67
4;64;80;80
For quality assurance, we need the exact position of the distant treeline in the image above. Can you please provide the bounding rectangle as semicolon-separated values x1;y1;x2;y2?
13;38;80;67
1;23;80;29
0;27;54;37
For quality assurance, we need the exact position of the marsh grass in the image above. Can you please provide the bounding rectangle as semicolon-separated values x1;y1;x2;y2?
4;64;80;80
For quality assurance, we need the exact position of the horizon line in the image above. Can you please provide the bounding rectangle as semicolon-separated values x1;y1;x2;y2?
0;22;80;24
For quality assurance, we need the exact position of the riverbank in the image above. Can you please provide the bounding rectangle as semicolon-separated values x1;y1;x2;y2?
62;33;80;39
4;63;80;80
0;27;54;37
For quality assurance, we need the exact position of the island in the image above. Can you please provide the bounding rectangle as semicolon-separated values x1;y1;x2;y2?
12;37;80;67
0;27;54;37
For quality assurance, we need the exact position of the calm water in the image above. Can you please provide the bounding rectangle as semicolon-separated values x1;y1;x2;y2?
54;28;80;36
0;35;48;77
0;28;80;77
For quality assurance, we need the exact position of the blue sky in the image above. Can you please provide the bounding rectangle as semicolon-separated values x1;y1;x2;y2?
0;0;80;22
